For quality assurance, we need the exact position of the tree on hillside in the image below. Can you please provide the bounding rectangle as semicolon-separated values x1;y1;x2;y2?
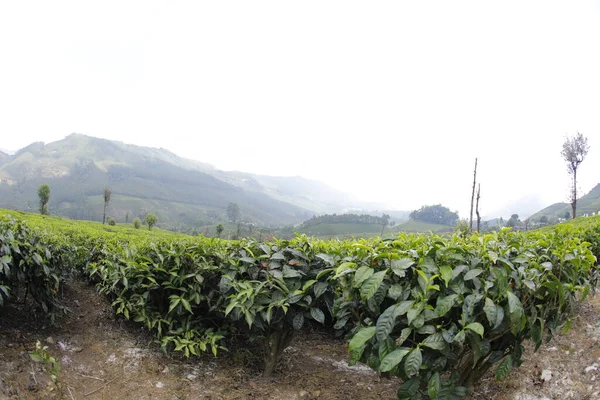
145;213;157;230
300;213;391;229
227;202;241;223
409;205;459;226
380;213;390;236
37;184;51;215
506;214;520;228
561;132;590;219
216;223;224;238
103;186;112;224
133;218;141;229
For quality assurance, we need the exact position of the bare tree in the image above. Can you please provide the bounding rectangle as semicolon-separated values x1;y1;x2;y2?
561;133;590;219
475;184;481;233
469;158;478;233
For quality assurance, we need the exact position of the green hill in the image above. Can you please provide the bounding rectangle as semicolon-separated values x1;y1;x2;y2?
394;219;453;234
0;134;369;231
529;183;600;221
294;219;452;239
296;222;384;237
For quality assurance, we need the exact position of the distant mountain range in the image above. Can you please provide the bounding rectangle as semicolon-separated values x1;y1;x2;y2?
0;134;403;230
528;183;600;221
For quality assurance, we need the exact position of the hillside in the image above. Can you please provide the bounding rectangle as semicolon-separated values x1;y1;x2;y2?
0;134;375;230
394;219;453;234
296;222;384;237
529;183;600;221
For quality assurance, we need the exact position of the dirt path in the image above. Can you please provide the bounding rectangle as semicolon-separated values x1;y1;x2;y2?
2;280;600;400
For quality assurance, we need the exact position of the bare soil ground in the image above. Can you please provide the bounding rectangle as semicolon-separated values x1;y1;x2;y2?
0;280;398;400
1;280;600;400
468;294;600;400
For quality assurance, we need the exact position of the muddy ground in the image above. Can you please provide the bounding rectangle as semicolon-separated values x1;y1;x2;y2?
1;280;600;400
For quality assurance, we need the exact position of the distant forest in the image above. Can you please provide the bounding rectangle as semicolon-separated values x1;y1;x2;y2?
409;204;459;226
300;213;389;228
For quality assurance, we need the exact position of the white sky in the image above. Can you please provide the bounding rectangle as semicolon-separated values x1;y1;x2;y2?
1;1;599;219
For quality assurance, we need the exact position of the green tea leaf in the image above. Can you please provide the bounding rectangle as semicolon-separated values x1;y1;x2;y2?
428;372;441;399
349;326;376;351
435;294;457;318
293;313;304;330
396;327;412;346
376;304;399;341
422;332;447;351
353;266;374;288
310;308;325;324
465;322;484;337
439;265;453;286
392;258;414;270
360;271;386;301
484;297;497;326
313;281;329;298
404;348;422;377
507;291;524;335
464;268;483;281
379;348;411;372
495;355;513;380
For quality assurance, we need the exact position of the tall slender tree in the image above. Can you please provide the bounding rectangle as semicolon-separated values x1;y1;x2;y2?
37;184;51;215
469;158;478;233
227;202;241;223
380;213;390;236
216;223;224;238
475;184;481;233
561;133;590;219
103;186;112;224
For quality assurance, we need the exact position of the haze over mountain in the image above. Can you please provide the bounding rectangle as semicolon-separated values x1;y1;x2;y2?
529;184;600;221
0;134;398;230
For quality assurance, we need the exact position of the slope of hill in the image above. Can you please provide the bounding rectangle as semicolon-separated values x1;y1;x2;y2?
0;151;8;166
212;171;363;214
529;183;600;221
394;219;453;234
296;222;384;237
0;134;372;230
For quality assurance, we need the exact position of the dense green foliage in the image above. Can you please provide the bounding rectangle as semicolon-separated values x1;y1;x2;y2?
37;184;50;215
300;213;391;228
0;208;598;399
145;213;158;230
410;205;459;226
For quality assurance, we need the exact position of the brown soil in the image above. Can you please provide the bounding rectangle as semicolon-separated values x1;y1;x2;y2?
0;279;399;400
2;280;600;400
468;295;600;400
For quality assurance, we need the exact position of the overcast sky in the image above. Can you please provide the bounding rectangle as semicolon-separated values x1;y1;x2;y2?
1;1;599;219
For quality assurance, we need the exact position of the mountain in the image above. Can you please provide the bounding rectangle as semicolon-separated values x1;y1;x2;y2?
528;184;600;221
0;134;390;231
